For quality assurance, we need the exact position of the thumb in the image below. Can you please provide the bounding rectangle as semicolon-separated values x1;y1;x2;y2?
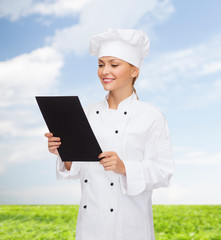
44;132;53;138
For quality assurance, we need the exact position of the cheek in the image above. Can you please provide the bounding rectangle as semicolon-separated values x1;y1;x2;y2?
115;68;131;80
97;69;102;78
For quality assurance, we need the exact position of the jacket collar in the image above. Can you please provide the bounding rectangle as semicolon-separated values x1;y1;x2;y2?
103;91;138;110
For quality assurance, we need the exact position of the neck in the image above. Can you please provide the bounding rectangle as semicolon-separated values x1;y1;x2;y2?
107;88;133;109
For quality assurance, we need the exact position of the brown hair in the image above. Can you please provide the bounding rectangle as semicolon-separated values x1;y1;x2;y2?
130;63;139;100
132;76;139;100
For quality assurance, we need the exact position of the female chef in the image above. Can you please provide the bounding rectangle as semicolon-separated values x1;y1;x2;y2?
45;28;175;240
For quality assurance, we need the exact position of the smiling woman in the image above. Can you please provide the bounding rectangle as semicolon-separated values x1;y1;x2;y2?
44;28;175;240
97;57;139;108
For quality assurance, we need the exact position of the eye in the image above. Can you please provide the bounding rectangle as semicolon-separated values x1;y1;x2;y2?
111;64;118;67
98;64;104;67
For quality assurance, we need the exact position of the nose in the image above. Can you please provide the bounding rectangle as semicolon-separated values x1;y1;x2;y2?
102;65;110;75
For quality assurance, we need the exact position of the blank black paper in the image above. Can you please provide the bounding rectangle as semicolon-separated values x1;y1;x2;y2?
36;96;102;161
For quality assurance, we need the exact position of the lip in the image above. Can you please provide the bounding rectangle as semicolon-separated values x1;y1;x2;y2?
103;78;115;83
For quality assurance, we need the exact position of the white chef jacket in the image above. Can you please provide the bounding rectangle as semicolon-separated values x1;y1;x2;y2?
56;91;174;240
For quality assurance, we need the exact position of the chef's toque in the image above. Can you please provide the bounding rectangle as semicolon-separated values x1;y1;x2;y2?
89;28;150;69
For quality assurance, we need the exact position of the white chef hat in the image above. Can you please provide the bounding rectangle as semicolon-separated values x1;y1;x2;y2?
89;28;150;69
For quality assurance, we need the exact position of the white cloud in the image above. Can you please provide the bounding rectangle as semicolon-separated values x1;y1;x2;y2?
177;152;221;166
0;181;81;204
0;46;64;173
0;46;63;107
153;183;190;204
173;147;221;166
50;0;175;55
0;119;46;138
153;182;221;204
173;146;190;153
135;34;221;110
207;79;221;101
200;61;221;75
138;35;221;92
186;151;206;158
0;0;90;21
33;0;91;17
0;135;46;173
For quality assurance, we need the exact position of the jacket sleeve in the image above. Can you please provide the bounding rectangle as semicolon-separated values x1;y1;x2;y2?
56;156;83;180
119;116;175;196
55;104;90;180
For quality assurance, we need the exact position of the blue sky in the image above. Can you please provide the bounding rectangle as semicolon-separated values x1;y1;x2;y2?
0;0;221;204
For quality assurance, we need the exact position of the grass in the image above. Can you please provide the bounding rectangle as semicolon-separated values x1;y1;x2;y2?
152;205;221;240
0;205;220;239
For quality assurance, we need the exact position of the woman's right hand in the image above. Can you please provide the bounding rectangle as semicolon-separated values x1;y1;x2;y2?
44;132;61;156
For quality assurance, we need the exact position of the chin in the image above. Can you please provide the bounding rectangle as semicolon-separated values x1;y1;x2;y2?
102;85;115;91
103;87;111;92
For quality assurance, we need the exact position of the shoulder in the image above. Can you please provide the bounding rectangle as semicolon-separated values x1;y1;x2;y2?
134;100;170;136
134;99;165;122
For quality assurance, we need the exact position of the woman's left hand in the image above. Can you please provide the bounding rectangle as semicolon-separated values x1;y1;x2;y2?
98;151;126;176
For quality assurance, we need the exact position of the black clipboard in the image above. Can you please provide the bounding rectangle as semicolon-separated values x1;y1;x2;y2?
36;96;102;162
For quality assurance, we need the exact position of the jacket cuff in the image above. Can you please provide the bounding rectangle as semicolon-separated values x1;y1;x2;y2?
56;156;81;180
119;161;146;196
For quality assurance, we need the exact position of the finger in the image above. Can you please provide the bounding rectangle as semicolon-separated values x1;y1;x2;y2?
48;142;61;147
102;161;114;168
100;156;112;164
98;151;115;159
49;146;60;151
100;158;111;165
103;166;114;172
48;141;61;146
101;159;117;169
44;132;53;138
48;137;61;142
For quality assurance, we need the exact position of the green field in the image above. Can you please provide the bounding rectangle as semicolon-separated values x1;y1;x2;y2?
0;205;220;239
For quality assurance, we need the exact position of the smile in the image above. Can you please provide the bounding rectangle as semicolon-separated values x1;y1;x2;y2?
103;78;115;83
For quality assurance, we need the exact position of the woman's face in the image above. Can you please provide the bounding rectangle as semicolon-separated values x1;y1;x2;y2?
97;56;138;92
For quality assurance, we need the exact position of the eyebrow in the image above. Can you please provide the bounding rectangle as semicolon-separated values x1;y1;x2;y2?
98;58;119;63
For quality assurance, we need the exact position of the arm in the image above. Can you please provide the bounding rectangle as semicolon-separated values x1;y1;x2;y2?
119;117;175;196
64;161;72;171
56;155;81;180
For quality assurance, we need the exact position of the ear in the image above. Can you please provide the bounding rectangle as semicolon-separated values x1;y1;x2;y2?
131;66;139;78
